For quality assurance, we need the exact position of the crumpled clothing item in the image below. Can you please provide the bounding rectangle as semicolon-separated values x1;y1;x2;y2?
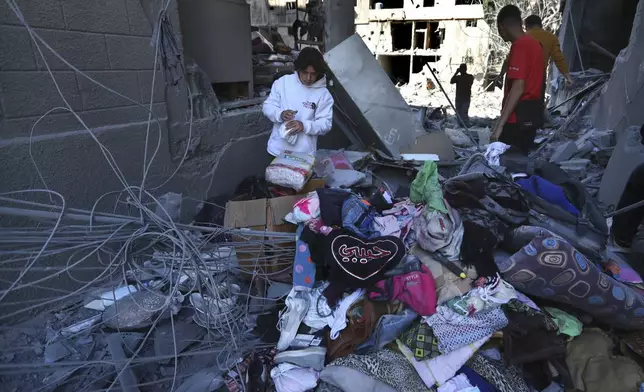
341;196;380;239
496;234;644;330
466;354;530;392
266;152;314;191
502;300;567;366
286;192;321;224
372;215;402;238
271;363;319;392
425;306;508;354
411;245;476;305
397;336;488;389
318;366;396;392
411;161;448;213
317;188;352;227
400;319;440;361
566;329;644;392
303;282;334;331
543;307;582;338
484;142;510;166
279;122;300;145
329;348;431;392
516;175;579;216
327;299;402;361
457;366;497;392
224;348;276;391
444;277;517;316
293;225;316;288
330;289;365;340
357;308;418;354
369;264;437;316
414;201;464;261
438;374;479;392
383;201;420;244
459;217;504;277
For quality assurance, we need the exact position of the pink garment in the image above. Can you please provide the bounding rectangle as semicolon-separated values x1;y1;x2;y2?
285;192;321;224
369;265;437;316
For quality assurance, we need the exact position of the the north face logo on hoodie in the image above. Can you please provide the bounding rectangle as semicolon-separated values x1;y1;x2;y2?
303;101;317;110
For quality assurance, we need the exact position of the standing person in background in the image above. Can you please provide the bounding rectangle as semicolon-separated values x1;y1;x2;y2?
262;47;334;157
491;5;545;153
524;14;573;89
450;63;475;127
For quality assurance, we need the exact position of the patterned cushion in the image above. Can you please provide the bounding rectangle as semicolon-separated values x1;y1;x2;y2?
496;235;644;330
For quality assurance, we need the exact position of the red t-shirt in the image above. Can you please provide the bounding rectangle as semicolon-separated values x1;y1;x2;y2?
503;35;545;124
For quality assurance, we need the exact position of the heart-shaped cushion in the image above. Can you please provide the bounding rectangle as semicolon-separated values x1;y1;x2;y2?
327;230;404;283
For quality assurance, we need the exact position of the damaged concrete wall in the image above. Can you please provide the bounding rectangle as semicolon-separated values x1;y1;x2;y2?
592;0;644;133
0;0;275;310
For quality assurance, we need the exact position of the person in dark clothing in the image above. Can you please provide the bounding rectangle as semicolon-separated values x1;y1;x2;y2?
611;161;644;275
491;5;545;154
450;63;474;127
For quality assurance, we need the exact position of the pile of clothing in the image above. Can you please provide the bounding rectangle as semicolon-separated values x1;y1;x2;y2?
248;152;644;392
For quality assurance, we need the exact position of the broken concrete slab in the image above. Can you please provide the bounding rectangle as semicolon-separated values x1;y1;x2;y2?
324;34;425;158
154;321;205;360
106;333;141;392
598;126;644;211
400;132;454;162
559;158;591;179
44;341;71;363
550;141;578;163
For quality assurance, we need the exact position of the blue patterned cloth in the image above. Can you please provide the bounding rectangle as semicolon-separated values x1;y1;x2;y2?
496;235;644;330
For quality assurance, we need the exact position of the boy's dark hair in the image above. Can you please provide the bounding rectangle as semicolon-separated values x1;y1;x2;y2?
524;15;543;29
497;5;523;27
294;47;327;74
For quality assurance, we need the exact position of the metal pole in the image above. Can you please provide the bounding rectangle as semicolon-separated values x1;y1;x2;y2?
568;10;585;74
424;64;481;152
605;199;644;218
547;78;605;112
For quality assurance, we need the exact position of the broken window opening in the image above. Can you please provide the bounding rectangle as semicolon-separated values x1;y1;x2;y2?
286;1;296;10
413;55;441;73
379;55;411;84
212;82;250;102
423;0;436;6
391;22;413;50
428;22;443;49
372;0;405;9
466;20;477;27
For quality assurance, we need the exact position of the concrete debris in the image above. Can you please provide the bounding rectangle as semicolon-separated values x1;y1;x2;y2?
84;285;138;311
550;141;578;163
156;192;183;222
558;159;591;180
106;333;141;392
44;340;72;363
175;367;225;392
59;314;102;337
445;128;475;148
154;321;205;360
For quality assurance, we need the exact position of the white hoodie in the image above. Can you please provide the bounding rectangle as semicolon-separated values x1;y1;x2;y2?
263;73;334;156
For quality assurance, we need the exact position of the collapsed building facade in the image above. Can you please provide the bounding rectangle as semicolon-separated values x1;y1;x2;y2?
354;0;491;87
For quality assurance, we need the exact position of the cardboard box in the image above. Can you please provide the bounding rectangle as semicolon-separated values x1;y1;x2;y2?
224;195;302;278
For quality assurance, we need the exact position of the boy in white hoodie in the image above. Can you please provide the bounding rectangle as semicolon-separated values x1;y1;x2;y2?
263;47;334;157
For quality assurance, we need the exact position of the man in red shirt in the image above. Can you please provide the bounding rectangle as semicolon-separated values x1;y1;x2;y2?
491;5;545;153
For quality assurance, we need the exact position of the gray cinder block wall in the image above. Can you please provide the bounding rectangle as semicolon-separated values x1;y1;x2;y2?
0;0;275;207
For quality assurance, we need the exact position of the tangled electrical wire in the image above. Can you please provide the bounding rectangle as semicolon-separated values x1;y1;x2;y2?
0;1;291;391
